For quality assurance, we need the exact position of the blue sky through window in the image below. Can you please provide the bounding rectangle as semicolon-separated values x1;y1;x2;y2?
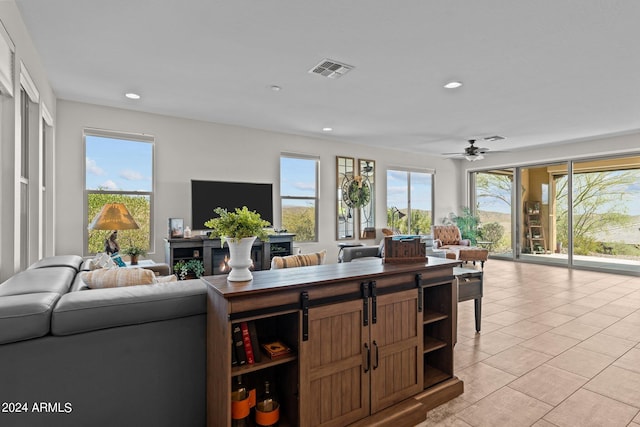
387;170;432;211
86;136;152;191
280;157;316;203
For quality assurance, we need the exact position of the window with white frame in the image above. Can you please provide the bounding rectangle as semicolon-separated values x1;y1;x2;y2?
386;168;434;234
19;63;40;270
280;154;319;242
84;130;154;256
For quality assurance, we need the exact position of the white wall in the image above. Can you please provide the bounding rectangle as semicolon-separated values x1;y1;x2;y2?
0;2;57;280
56;100;460;264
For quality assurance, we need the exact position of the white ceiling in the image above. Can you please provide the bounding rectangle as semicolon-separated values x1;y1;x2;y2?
15;0;640;157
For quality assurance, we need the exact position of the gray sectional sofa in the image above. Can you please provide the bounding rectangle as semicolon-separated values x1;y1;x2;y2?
0;255;207;427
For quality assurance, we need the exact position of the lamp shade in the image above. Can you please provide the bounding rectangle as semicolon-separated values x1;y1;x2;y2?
89;203;140;230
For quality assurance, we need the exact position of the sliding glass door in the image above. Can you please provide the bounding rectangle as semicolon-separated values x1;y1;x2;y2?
570;157;640;273
519;163;568;266
472;169;514;259
470;154;640;274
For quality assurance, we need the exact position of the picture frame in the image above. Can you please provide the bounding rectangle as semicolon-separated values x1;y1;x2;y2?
169;218;184;238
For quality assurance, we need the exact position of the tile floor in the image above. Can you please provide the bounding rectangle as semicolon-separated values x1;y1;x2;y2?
417;259;640;427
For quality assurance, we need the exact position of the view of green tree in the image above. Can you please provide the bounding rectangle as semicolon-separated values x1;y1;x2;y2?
475;173;513;207
475;172;513;252
282;206;315;242
386;208;431;234
87;193;151;254
555;171;636;255
479;222;505;248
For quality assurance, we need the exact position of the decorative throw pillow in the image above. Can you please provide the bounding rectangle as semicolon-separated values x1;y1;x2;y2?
155;274;178;283
271;250;327;269
89;252;116;270
81;268;156;289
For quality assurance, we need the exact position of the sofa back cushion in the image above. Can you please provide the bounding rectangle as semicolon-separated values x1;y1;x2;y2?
271;250;327;269
0;267;76;297
0;293;61;344
52;279;206;336
29;255;84;272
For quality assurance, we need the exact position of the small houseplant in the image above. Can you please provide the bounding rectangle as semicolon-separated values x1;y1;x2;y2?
204;207;271;281
121;245;147;265
173;259;205;280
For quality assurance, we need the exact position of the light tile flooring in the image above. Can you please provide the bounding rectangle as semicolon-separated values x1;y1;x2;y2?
417;259;640;427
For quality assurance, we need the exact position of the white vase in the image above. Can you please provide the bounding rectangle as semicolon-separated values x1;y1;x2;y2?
226;236;257;281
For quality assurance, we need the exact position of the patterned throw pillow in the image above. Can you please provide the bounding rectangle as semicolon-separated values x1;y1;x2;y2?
89;252;116;270
270;250;327;269
155;274;178;283
81;268;156;289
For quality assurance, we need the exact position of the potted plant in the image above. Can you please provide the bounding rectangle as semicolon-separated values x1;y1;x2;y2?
204;206;271;281
173;259;205;280
447;207;481;245
121;245;147;265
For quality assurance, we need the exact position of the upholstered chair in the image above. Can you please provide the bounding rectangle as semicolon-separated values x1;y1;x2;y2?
432;225;471;249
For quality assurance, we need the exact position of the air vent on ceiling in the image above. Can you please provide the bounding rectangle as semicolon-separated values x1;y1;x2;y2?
308;59;354;79
484;135;506;142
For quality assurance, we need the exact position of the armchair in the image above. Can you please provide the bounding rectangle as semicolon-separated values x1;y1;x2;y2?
432;225;471;249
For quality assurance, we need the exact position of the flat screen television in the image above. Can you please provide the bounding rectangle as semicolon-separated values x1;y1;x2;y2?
191;180;274;229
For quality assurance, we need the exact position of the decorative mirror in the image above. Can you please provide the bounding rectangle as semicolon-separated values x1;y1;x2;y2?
336;156;355;240
358;159;375;239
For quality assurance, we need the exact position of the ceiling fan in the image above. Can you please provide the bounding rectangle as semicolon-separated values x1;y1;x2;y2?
443;139;491;161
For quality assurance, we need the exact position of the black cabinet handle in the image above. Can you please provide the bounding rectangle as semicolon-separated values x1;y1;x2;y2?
370;281;377;324
364;343;371;373
373;340;379;369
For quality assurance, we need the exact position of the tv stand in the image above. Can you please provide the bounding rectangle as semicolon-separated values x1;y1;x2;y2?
164;233;295;276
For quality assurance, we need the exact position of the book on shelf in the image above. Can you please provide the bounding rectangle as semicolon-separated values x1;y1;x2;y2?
232;323;247;366
247;321;261;363
261;340;292;359
240;321;255;365
231;341;238;366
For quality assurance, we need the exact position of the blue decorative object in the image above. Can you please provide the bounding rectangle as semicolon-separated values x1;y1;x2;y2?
111;252;126;267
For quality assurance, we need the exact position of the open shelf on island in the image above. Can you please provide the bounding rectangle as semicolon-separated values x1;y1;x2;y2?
423;336;447;353
231;353;297;376
424;365;451;388
423;309;448;324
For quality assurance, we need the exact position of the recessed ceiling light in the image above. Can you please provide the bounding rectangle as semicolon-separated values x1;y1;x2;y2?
443;81;463;89
125;92;141;99
270;85;281;91
322;127;333;132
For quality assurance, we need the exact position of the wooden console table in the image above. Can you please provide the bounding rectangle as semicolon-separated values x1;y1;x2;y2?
205;257;463;426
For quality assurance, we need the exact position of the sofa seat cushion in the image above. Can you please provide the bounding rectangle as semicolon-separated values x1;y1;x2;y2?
0;267;76;297
81;268;157;289
51;279;207;336
29;255;84;272
0;292;60;344
271;250;327;269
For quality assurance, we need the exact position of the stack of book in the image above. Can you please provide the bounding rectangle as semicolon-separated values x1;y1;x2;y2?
231;321;261;366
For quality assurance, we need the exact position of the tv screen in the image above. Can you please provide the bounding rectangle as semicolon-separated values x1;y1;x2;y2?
191;180;274;229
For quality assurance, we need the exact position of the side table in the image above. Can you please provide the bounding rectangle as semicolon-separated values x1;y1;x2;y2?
454;267;483;342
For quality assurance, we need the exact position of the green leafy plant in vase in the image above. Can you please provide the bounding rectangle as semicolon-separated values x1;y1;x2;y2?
121;245;147;265
204;206;271;281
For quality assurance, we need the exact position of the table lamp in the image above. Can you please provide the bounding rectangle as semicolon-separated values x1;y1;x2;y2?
89;203;140;231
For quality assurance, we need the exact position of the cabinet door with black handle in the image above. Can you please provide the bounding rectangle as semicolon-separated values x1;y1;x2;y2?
369;288;423;413
299;298;370;427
